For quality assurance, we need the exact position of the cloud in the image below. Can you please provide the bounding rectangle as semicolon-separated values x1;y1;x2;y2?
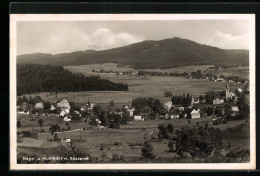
207;30;249;49
87;28;145;50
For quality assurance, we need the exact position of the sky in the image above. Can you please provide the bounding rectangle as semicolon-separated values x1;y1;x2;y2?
17;20;249;55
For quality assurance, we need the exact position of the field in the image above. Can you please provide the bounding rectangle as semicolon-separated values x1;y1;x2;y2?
17;114;250;162
17;63;250;163
21;64;243;105
213;66;249;79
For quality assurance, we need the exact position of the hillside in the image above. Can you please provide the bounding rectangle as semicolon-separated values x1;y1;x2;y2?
17;64;128;95
17;37;249;69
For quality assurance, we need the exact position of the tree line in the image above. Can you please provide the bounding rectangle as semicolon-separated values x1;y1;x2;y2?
17;64;128;95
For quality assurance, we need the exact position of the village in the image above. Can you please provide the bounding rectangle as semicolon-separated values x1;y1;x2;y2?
17;79;248;138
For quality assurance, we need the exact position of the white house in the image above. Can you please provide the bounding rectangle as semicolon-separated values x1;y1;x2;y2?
35;102;44;109
50;104;56;110
191;97;200;105
163;101;173;110
57;99;70;108
133;115;144;121
213;98;224;105
231;106;239;116
64;116;71;122
191;109;201;119
60;111;66;117
129;108;135;117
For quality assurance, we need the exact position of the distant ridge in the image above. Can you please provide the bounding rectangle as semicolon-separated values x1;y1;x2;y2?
17;37;249;69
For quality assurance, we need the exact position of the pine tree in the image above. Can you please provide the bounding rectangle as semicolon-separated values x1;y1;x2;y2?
141;140;155;158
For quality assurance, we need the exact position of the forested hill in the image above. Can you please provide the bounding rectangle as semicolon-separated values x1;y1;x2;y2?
17;37;249;69
17;64;128;95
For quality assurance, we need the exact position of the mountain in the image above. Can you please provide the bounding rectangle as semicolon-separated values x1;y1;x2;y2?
17;37;249;69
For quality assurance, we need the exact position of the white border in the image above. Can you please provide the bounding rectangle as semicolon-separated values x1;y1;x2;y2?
10;14;256;170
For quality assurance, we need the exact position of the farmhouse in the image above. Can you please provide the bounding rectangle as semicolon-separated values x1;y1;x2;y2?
129;108;135;117
191;109;200;119
35;102;44;109
191;97;200;105
213;98;224;105
57;99;70;108
64;116;71;122
163;101;173;110
165;111;179;119
230;106;239;116
133;115;144;121
50;104;56;110
60;111;66;117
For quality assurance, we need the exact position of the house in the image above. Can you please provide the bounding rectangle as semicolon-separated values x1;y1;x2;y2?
133;115;144;121
230;106;239;116
17;110;29;114
191;109;200;119
165;111;179;119
57;99;70;108
129;108;135;117
238;88;243;93
35;102;44;109
191;97;200;105
177;106;185;111
87;103;96;110
60;111;66;117
163;101;173;110
213;98;224;105
50;104;56;110
74;111;81;116
64;116;71;122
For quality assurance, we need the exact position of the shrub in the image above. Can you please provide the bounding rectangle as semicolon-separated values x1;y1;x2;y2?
22;131;31;137
141;141;155;159
64;144;91;163
49;124;61;133
40;129;45;133
176;126;223;158
17;120;21;128
164;91;173;97
111;152;124;161
167;140;176;152
166;124;174;133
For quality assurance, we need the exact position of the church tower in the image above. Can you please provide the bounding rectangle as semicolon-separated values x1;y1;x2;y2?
226;81;230;99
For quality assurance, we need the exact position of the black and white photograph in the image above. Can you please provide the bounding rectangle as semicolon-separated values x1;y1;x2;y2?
9;14;255;170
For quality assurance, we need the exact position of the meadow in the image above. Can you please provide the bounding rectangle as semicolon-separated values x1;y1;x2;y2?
22;64;243;105
17;114;249;162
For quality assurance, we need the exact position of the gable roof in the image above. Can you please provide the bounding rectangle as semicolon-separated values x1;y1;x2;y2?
231;106;239;112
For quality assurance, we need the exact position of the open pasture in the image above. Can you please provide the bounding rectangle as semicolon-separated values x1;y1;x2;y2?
214;66;249;79
21;76;241;104
17;117;249;161
64;63;215;75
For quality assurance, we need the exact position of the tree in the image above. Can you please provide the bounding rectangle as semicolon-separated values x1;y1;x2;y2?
64;143;90;163
164;91;173;97
49;124;61;133
17;120;21;128
141;141;155;159
166;123;174;133
176;126;223;158
43;101;51;110
207;107;214;116
38;119;44;129
93;105;103;118
109;100;115;107
168;140;175;152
